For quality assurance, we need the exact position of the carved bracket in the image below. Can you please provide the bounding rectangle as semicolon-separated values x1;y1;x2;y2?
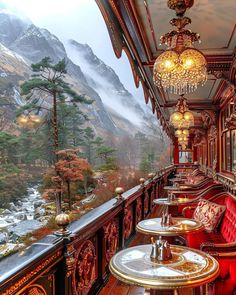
201;110;216;128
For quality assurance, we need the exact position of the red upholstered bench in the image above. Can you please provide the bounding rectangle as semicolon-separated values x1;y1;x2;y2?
177;183;223;215
183;193;236;295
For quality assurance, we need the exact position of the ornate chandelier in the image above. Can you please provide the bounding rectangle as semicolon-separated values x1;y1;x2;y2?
169;95;194;128
153;16;207;94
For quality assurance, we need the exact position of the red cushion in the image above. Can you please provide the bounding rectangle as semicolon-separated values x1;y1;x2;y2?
220;197;236;242
193;198;226;233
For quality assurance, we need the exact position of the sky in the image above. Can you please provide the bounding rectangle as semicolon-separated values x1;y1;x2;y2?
0;0;144;104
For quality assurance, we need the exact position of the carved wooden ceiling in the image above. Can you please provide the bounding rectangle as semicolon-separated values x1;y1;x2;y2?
96;0;236;137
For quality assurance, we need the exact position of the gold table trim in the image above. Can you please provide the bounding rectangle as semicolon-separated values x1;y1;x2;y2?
136;218;204;236
109;245;219;290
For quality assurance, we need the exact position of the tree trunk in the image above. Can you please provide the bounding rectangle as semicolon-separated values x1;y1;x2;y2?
52;91;59;158
67;181;72;211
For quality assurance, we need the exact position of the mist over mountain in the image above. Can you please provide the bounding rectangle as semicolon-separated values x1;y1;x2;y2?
0;11;164;139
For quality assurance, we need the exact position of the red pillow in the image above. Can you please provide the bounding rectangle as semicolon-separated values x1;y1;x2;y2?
193;198;226;233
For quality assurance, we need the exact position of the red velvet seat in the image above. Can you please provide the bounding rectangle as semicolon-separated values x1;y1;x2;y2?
183;194;236;295
186;196;236;248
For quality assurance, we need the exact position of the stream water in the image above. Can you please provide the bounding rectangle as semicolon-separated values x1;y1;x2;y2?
0;184;45;246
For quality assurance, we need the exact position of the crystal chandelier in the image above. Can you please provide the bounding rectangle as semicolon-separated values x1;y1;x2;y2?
153;16;207;94
169;95;194;128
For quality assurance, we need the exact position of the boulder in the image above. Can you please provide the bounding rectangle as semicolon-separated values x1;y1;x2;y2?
0;232;8;244
8;203;18;212
16;200;23;206
2;209;11;215
33;200;44;208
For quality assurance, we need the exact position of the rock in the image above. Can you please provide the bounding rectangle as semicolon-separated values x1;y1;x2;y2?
33;200;44;208
0;233;8;244
16;200;23;206
34;207;45;219
9;220;42;237
2;209;11;215
8;203;17;212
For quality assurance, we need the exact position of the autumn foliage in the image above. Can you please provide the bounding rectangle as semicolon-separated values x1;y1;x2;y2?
43;149;92;211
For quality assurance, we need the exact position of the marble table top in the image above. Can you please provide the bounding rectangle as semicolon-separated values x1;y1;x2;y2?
109;244;219;290
136;217;204;236
153;197;195;206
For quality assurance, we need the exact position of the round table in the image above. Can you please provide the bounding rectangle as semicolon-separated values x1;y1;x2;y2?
136;217;204;236
164;185;192;192
153;197;195;216
109;244;219;294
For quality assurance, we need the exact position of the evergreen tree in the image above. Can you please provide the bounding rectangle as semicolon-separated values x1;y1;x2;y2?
20;57;91;159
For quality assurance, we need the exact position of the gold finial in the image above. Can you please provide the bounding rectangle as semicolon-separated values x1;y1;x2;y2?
139;178;145;187
55;212;71;236
115;187;124;199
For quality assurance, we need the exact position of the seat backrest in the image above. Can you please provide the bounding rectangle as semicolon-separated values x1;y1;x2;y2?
220;196;236;242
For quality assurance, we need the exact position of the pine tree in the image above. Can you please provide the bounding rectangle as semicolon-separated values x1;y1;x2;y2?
20;57;91;159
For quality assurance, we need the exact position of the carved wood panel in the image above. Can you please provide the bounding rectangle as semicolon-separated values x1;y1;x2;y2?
136;197;142;224
19;285;47;295
144;191;149;216
72;240;97;295
124;206;133;240
103;219;119;263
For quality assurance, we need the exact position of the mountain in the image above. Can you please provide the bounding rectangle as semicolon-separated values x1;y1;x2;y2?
0;12;119;134
0;11;161;138
66;40;150;127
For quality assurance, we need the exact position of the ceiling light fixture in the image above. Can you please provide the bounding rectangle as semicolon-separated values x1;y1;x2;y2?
169;94;194;128
153;7;207;94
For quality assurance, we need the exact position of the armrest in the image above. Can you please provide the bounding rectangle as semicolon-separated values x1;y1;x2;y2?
182;206;196;217
201;241;236;252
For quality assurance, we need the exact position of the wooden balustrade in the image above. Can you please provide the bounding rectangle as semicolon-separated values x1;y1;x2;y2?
0;166;174;295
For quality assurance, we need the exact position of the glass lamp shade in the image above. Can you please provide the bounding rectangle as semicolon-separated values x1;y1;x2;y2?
175;129;182;137
183;111;194;123
170;111;183;125
175;129;189;137
182;129;189;136
154;50;178;73
181;49;207;70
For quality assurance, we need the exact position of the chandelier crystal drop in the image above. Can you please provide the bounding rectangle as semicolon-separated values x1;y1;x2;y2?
153;16;207;94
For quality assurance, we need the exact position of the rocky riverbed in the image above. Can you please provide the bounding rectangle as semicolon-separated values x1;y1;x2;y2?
0;184;54;258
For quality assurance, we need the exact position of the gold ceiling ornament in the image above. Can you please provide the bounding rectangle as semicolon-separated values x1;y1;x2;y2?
153;14;207;94
175;129;189;137
169;95;194;128
167;0;194;17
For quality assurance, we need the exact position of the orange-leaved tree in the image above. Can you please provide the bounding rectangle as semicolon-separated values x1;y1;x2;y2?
55;149;92;210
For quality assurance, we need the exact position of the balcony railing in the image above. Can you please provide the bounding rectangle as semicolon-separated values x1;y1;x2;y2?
0;165;174;295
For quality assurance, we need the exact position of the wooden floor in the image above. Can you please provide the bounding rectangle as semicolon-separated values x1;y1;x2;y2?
99;204;195;295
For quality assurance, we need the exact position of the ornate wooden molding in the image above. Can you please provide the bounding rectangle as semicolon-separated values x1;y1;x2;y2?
208;125;218;141
2;250;62;295
72;240;97;295
192;128;206;146
103;219;119;263
201;110;216;128
124;206;133;239
136;197;142;224
19;284;47;295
